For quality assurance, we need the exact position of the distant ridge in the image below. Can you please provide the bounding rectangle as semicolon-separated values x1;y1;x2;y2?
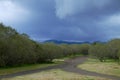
43;40;91;44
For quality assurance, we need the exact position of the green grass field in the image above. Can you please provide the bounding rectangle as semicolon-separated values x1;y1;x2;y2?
0;60;64;76
78;58;120;77
2;69;111;80
0;55;77;76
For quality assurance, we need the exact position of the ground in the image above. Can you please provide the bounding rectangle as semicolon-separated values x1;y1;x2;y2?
2;69;111;80
0;56;120;80
0;63;59;76
78;58;120;77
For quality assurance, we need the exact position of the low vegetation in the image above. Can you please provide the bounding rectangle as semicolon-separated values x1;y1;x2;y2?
89;40;120;63
2;69;111;80
0;23;90;67
0;62;60;76
78;58;120;77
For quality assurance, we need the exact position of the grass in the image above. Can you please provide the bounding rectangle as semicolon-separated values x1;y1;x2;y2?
0;61;63;76
0;54;81;76
78;58;120;77
2;69;111;80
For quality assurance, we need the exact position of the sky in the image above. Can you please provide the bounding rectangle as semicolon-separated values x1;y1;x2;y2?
0;0;120;42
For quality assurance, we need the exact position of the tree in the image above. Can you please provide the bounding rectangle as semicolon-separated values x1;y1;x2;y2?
89;43;109;62
79;44;90;55
117;50;120;64
108;39;120;61
41;43;62;62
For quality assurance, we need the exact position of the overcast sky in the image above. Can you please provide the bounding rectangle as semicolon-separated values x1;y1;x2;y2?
0;0;120;42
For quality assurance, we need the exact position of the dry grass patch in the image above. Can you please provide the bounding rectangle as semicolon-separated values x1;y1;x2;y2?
2;69;111;80
78;58;120;77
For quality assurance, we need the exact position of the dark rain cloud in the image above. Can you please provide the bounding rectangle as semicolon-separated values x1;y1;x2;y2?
1;0;120;41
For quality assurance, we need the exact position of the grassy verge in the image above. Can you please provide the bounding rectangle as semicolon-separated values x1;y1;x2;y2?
2;69;111;80
0;54;82;76
0;61;63;76
78;58;120;77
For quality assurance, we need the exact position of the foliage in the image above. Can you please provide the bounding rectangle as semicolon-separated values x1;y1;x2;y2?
89;39;120;63
0;23;86;67
1;23;120;67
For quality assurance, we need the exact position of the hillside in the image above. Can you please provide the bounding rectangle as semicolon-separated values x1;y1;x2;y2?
44;40;90;44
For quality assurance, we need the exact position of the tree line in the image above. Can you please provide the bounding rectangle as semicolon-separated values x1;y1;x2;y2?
89;39;120;63
0;23;120;67
0;23;90;67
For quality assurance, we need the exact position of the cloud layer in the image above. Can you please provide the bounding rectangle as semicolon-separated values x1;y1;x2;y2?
55;0;111;19
0;0;120;42
0;0;30;25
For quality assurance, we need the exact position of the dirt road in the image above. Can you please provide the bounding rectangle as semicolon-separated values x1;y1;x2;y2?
0;56;120;80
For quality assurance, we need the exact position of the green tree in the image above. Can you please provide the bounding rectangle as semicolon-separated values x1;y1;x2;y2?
89;44;109;62
108;39;120;61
